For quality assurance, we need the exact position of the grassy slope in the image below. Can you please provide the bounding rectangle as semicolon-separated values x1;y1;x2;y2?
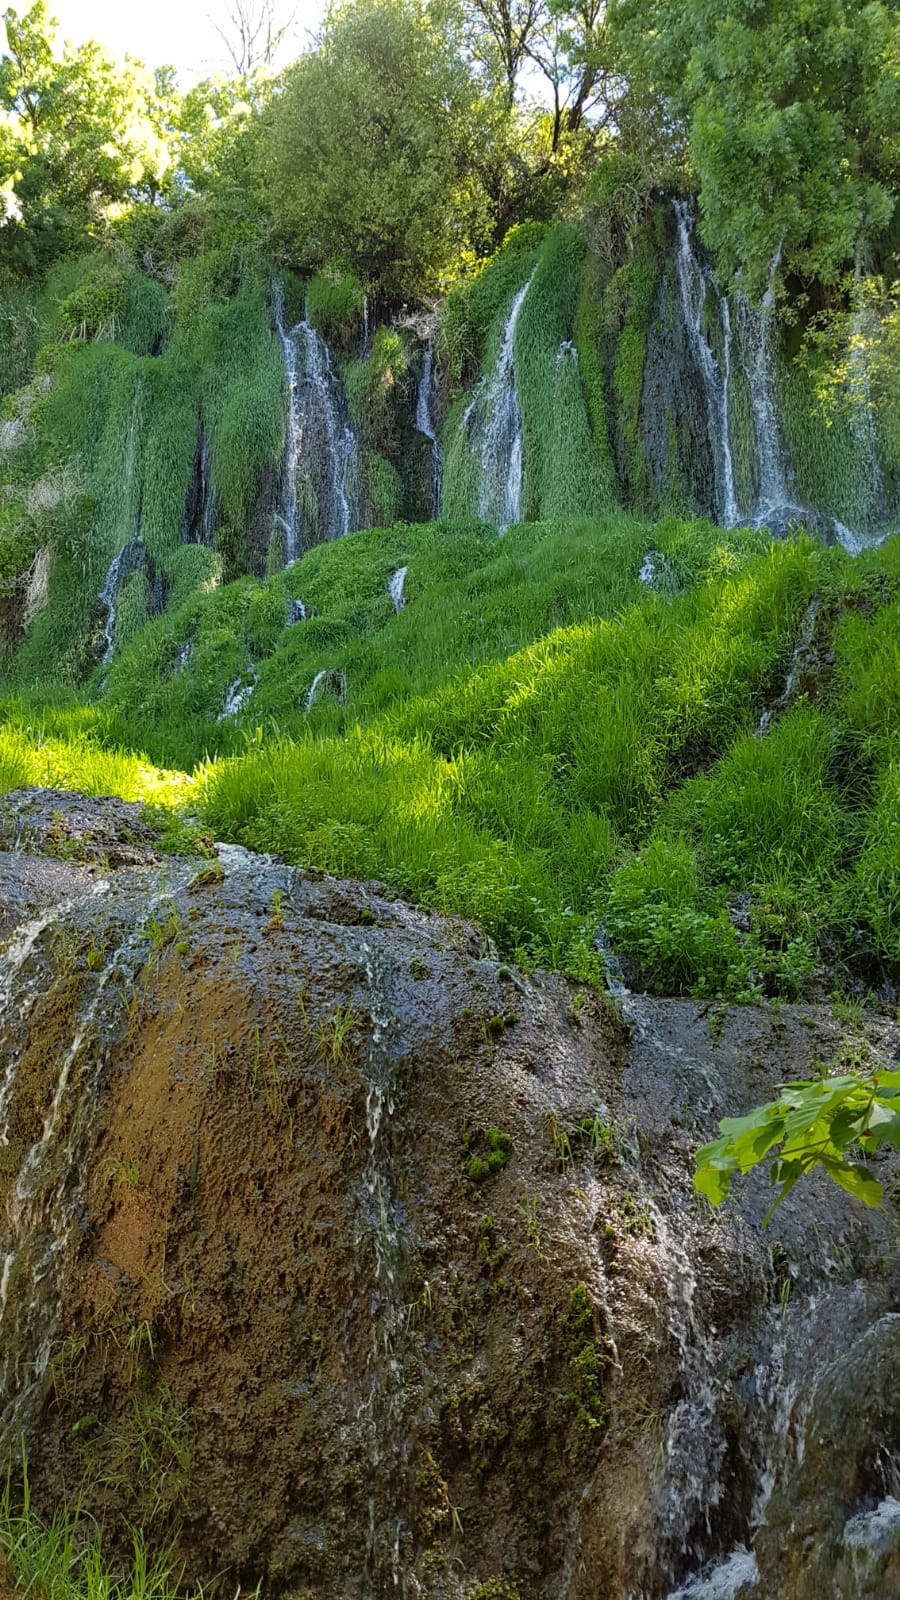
3;513;899;999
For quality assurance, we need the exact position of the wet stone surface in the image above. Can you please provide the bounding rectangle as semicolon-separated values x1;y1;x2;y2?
0;788;897;1600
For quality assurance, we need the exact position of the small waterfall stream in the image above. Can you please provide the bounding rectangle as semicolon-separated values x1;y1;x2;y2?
0;870;193;1438
673;201;879;552
464;270;535;530
355;942;408;1595
183;425;215;545
735;246;793;524
97;523;145;665
415;339;442;517
673;200;740;529
273;281;359;564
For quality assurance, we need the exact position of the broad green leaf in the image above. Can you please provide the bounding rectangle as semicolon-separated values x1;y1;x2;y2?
820;1157;883;1209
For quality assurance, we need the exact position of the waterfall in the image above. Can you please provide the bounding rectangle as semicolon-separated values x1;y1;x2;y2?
0;871;194;1437
217;667;258;721
847;293;887;532
467;270;535;530
735;245;790;519
415;339;442;517
273;281;358;565
97;524;145;665
388;566;408;611
356;941;407;1594
674;202;879;553
183;425;215;545
304;668;346;712
673;201;740;528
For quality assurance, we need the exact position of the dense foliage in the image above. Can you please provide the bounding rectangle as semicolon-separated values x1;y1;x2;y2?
1;0;900;1232
610;0;900;289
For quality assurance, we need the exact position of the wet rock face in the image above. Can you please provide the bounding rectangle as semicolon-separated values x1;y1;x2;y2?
0;789;898;1600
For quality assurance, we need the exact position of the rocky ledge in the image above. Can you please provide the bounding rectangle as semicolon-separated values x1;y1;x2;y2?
0;788;898;1600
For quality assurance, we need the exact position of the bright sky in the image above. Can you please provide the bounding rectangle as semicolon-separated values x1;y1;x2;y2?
35;0;326;81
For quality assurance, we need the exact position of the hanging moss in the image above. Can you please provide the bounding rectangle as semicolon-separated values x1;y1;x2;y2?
306;262;365;352
516;224;610;520
605;226;660;511
573;249;618;507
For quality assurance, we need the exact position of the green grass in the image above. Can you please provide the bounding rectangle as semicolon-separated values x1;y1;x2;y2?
5;510;897;998
0;1468;200;1600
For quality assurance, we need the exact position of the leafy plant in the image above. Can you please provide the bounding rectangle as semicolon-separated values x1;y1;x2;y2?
695;1069;900;1218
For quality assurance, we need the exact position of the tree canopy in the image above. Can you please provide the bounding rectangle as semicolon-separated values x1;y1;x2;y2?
0;2;173;276
610;0;900;289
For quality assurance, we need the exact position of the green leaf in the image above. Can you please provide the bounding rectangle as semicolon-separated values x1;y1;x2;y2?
820;1157;883;1209
693;1161;733;1205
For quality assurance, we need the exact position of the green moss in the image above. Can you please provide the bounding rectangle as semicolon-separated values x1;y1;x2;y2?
463;1127;512;1183
606;227;660;509
465;1580;521;1600
565;1283;607;1450
306;261;365;351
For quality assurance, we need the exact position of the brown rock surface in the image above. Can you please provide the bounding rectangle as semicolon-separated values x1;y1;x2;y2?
0;789;898;1599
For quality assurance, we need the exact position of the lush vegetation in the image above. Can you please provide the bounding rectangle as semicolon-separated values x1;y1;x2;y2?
1;0;900;1236
695;1067;900;1217
0;1470;196;1600
3;513;899;1007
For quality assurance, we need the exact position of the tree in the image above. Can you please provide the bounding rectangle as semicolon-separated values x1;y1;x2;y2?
0;3;174;276
609;0;900;289
695;1069;900;1218
257;0;497;297
464;0;543;106
210;0;296;74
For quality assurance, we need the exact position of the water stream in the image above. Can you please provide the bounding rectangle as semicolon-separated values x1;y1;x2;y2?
97;524;145;665
0;873;191;1438
464;270;536;530
673;201;740;529
388;566;408;611
415;339;442;518
273;281;359;563
356;942;408;1595
673;201;877;552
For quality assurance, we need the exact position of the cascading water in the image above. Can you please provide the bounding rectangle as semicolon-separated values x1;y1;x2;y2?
97;522;145;665
217;667;258;721
304;668;346;711
0;870;193;1437
735;247;790;520
355;941;408;1595
847;292;887;533
183;425;215;545
415;339;442;517
272;281;358;564
465;270;535;530
388;566;408;612
674;201;879;553
673;200;740;529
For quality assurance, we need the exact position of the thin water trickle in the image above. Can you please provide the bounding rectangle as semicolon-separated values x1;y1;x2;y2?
673;201;739;529
757;598;821;735
388;567;408;612
218;668;258;721
0;871;192;1434
184;426;216;545
273;281;358;564
304;668;345;712
735;244;789;521
97;524;144;665
355;941;408;1595
463;270;535;531
415;340;442;517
